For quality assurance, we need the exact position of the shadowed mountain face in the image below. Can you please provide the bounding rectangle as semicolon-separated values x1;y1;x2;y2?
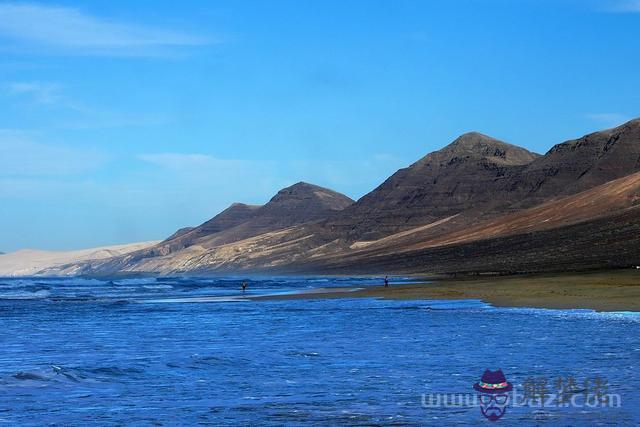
168;182;352;248
511;118;640;206
325;132;541;240
53;182;355;274
21;118;640;277
156;203;262;254
163;227;195;241
189;182;354;248
156;182;352;253
328;120;640;242
190;203;260;236
251;181;354;227
295;170;640;273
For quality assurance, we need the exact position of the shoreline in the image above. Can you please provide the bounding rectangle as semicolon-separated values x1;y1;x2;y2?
254;269;640;312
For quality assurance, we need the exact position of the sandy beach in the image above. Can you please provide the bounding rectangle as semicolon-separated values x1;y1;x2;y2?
256;269;640;312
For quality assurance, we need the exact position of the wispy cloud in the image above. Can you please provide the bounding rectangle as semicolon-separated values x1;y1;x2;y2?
0;3;212;56
585;112;630;128
59;112;175;130
138;151;407;201
5;81;61;104
0;129;107;176
3;80;173;128
3;80;90;113
597;0;640;12
138;153;249;173
136;152;287;209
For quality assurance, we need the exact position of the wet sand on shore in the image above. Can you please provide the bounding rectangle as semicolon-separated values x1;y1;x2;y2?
255;270;640;312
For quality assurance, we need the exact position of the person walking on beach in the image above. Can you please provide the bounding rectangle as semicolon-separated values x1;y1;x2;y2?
384;276;389;288
241;281;247;294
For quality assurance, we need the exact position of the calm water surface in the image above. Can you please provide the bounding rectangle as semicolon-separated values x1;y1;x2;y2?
0;277;638;425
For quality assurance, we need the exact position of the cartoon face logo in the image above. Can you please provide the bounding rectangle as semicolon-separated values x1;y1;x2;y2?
473;369;512;421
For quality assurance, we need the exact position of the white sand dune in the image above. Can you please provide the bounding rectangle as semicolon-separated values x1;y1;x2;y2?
0;241;159;277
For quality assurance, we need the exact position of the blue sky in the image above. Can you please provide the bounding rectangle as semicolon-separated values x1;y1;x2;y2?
1;0;639;251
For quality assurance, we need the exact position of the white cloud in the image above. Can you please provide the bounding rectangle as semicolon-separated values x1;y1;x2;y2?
598;0;640;12
3;80;91;114
285;153;406;199
3;80;173;127
5;81;61;104
138;150;408;201
135;152;290;214
585;113;630;128
138;153;249;172
0;130;107;176
0;3;211;56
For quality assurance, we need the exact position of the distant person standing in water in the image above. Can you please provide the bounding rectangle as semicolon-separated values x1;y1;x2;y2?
241;281;247;294
384;276;389;288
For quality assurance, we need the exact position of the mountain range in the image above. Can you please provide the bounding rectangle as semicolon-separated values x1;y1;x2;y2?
0;241;159;277
6;118;640;277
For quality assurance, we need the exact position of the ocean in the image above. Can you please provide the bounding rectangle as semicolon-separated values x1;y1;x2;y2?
0;276;638;425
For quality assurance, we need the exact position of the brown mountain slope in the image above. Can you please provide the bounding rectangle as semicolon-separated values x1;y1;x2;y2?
44;118;640;277
156;203;262;254
164;227;196;241
309;170;640;269
511;118;640;207
326;119;640;244
139;120;640;275
295;204;640;275
63;182;354;275
107;169;640;276
325;132;541;240
190;203;261;237
193;182;354;248
415;170;640;250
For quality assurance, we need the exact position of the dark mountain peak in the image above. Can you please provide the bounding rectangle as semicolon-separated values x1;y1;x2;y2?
414;132;539;168
160;202;261;246
616;116;640;129
599;116;640;135
288;181;319;189
163;226;195;241
199;202;261;230
329;134;539;240
607;116;640;137
549;117;640;155
272;181;320;197
266;182;354;211
225;202;261;212
510;117;640;205
148;184;353;255
449;131;499;147
190;183;354;247
272;181;335;197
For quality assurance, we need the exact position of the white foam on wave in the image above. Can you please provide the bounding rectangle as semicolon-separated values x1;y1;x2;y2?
114;278;158;285
0;289;50;300
388;299;640;321
494;306;640;323
142;284;173;290
140;296;249;303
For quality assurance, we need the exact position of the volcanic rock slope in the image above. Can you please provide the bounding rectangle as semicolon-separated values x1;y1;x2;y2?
61;182;354;275
56;118;640;276
324;132;541;241
304;119;640;273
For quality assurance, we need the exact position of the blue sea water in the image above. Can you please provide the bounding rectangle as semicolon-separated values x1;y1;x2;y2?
0;276;639;426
